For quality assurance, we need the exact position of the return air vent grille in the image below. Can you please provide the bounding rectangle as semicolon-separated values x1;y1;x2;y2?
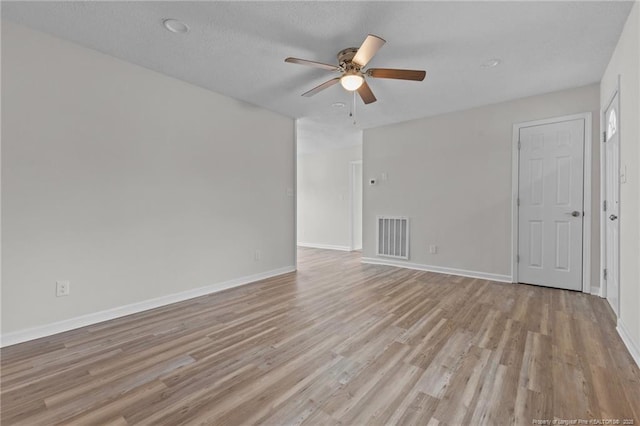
377;216;409;259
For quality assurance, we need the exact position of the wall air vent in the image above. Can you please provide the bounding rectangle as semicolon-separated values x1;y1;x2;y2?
376;216;409;259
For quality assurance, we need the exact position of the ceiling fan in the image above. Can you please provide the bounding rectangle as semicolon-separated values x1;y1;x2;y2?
284;34;426;105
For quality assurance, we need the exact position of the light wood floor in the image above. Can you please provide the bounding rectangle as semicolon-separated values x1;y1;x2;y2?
2;248;639;425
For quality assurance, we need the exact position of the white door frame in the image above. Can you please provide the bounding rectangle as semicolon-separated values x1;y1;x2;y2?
348;160;363;251
600;79;621;304
511;112;592;293
294;119;298;268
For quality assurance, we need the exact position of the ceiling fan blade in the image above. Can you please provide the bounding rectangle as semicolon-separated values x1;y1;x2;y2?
302;78;341;97
367;68;426;81
357;80;377;104
285;57;341;72
352;34;386;67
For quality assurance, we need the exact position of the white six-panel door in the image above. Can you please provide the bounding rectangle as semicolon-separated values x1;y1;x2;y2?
518;119;585;290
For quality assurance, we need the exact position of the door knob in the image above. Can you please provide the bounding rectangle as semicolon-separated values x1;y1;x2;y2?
568;211;580;217
609;214;618;221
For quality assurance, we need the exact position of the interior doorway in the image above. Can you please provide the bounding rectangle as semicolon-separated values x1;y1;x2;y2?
350;160;363;251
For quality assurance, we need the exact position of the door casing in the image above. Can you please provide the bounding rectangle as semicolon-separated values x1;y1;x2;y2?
348;160;363;251
511;112;593;293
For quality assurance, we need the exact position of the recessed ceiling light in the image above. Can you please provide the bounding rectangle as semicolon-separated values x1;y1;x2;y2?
332;102;346;108
163;19;189;34
480;58;501;69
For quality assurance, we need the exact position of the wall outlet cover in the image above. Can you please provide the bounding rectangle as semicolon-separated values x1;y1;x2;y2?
56;281;70;297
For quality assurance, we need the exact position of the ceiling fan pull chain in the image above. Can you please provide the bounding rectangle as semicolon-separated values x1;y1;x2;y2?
349;92;354;119
353;91;357;125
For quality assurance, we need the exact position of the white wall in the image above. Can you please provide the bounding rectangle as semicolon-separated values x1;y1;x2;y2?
297;127;362;250
600;1;640;363
297;119;362;156
1;22;295;340
363;84;600;283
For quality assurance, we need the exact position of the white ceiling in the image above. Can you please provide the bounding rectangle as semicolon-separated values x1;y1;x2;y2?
297;117;363;155
2;1;634;130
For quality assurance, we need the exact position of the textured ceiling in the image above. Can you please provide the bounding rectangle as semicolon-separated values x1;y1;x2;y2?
297;118;363;155
2;1;634;130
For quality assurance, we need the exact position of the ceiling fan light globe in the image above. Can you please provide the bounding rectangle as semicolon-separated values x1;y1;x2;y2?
340;74;364;91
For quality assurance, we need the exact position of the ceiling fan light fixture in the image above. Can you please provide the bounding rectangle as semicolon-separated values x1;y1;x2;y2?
340;73;364;91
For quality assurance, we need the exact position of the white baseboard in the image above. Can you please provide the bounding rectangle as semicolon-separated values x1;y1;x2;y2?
0;265;296;348
617;318;640;368
297;242;352;252
361;257;512;283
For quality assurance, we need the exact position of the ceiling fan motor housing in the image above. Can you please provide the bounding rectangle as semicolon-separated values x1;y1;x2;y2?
337;47;360;70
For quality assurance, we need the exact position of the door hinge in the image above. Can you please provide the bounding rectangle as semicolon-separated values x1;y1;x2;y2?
517;198;520;207
604;268;608;280
517;254;520;263
603;131;607;142
518;140;521;150
603;200;607;212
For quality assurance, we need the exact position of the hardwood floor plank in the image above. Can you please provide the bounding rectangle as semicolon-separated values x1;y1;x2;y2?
1;247;639;425
124;363;262;424
392;391;440;425
321;341;411;418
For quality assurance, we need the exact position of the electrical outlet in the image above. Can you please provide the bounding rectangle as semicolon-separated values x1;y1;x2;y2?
254;250;262;261
56;281;70;297
429;245;438;254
